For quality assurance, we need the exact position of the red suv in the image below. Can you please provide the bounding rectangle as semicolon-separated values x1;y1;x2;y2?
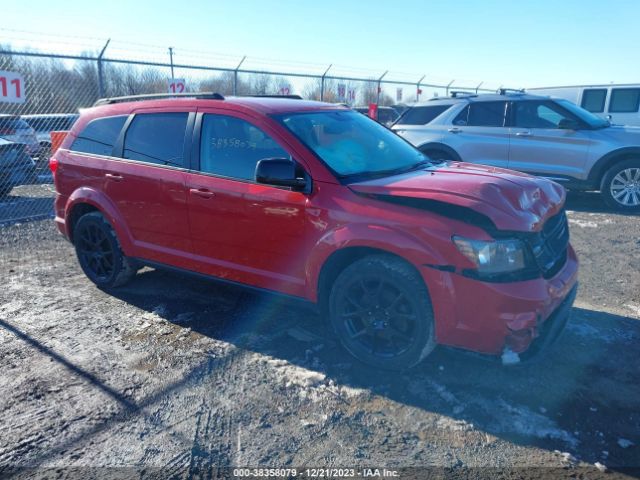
51;93;578;369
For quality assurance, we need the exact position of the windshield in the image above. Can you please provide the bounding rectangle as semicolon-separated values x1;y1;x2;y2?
277;110;427;178
556;99;610;129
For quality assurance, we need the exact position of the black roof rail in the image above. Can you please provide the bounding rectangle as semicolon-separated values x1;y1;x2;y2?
450;90;477;98
93;92;225;106
242;94;303;99
497;88;525;96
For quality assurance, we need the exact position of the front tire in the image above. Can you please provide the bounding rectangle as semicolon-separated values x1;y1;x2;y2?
328;255;436;370
601;159;640;212
73;212;137;289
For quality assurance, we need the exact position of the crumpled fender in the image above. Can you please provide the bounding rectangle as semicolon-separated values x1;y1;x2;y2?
65;187;135;254
304;223;446;301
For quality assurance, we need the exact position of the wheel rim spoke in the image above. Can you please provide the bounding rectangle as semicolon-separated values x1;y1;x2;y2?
338;276;419;359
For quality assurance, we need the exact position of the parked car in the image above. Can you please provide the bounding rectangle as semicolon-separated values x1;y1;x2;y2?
0;115;40;158
354;106;399;126
0;138;36;197
393;91;640;211
528;84;640;127
52;93;578;369
22;113;79;164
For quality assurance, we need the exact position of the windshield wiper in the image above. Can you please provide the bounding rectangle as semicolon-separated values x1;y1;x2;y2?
340;159;431;181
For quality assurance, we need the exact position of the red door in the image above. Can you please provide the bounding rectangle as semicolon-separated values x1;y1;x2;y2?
104;111;193;265
185;111;310;297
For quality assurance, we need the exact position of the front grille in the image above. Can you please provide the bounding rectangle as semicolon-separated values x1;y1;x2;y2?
530;210;569;278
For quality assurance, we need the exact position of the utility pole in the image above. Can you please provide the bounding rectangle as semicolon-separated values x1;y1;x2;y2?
376;71;388;105
416;75;425;102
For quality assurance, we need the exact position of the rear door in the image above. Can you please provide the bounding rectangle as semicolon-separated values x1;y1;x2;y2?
444;101;510;168
508;100;591;180
185;110;309;297
103;110;194;265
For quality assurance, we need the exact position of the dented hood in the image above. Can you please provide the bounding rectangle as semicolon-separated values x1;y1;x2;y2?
349;162;565;232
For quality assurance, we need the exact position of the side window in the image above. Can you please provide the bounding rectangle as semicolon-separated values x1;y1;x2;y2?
398;105;452;125
199;114;289;181
453;106;469;126
466;102;507;127
123;113;188;167
609;88;640;113
70;116;127;156
513;101;573;129
581;89;607;113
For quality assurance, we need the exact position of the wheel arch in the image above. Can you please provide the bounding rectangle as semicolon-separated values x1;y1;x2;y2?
416;142;462;161
588;147;640;188
65;187;134;252
307;224;445;307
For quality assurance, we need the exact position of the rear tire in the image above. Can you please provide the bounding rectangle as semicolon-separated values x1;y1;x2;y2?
328;255;436;370
601;159;640;212
73;212;137;289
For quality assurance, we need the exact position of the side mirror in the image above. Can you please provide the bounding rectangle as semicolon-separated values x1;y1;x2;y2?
558;118;581;130
255;158;307;190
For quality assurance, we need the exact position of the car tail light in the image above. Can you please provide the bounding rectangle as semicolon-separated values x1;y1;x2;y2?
49;157;59;175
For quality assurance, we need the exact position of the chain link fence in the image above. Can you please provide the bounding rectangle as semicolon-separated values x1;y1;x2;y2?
0;43;496;242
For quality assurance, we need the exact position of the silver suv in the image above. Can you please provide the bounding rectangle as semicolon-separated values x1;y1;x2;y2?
392;91;640;211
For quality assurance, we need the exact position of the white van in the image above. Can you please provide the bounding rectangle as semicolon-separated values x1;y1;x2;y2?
528;84;640;127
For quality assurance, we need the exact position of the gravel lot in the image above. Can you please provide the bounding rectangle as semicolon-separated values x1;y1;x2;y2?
0;186;639;479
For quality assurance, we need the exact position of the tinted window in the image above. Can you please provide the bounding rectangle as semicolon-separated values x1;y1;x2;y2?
123;113;188;167
0;116;31;131
71;116;127;156
199;114;288;180
398;105;452;125
466;102;507;127
513;101;574;129
377;109;399;125
609;88;640;113
581;89;607;113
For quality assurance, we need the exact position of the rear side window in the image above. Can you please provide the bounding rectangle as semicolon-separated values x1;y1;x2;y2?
397;105;451;125
123;113;188;167
453;102;507;127
581;89;607;113
199;114;288;180
609;88;640;113
70;116;127;156
0;117;30;132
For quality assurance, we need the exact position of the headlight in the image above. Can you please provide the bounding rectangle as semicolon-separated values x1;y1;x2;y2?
453;236;527;276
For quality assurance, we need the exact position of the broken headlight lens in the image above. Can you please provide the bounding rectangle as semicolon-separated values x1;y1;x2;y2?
453;236;527;276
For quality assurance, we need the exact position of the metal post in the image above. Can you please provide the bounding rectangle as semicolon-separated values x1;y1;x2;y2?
376;71;388;105
97;39;110;98
233;56;246;95
320;64;332;101
416;75;425;102
475;81;484;94
168;47;175;80
445;79;455;96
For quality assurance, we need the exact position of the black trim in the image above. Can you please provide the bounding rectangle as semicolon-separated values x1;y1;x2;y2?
94;92;225;106
134;258;312;305
112;114;135;158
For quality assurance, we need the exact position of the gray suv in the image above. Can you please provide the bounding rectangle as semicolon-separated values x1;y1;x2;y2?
393;91;640;211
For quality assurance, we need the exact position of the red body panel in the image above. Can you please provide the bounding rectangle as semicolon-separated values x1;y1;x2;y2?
53;97;579;357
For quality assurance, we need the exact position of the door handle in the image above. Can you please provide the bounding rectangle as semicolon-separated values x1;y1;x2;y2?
105;173;123;181
448;127;462;133
189;187;215;199
515;131;532;137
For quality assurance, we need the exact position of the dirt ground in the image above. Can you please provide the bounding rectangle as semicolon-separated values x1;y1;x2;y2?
0;187;639;479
